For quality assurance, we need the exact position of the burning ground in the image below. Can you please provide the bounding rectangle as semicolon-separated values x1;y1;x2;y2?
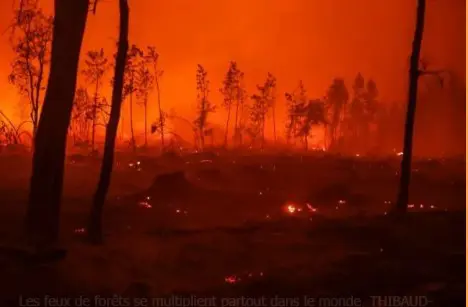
0;151;465;304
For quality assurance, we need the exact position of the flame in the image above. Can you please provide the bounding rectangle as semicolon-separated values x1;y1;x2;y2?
138;201;152;209
74;227;86;234
285;204;297;214
306;203;317;212
224;275;240;284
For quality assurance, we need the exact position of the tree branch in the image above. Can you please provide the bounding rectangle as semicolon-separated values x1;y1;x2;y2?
92;0;99;14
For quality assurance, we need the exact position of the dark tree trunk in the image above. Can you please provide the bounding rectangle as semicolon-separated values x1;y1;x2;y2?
26;0;89;249
272;101;277;143
144;99;148;147
129;80;136;152
224;105;231;147
155;77;165;149
234;100;239;146
88;0;129;244
395;0;426;214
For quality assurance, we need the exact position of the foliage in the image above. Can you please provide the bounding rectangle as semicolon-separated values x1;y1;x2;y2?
82;49;109;86
285;80;308;143
70;87;91;145
145;46;166;147
8;1;53;138
249;73;276;147
220;61;247;146
194;64;215;149
325;78;349;148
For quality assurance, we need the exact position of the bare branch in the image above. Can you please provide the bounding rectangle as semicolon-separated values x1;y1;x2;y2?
92;0;99;14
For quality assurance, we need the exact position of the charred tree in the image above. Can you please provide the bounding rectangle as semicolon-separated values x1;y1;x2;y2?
88;0;129;244
395;0;426;214
26;0;89;249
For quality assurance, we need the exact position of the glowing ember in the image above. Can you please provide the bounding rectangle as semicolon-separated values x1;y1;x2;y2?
407;204;415;208
355;153;360;157
265;214;271;219
397;152;404;156
74;228;86;234
285;204;297;214
338;200;346;205
306;203;317;212
224;275;240;284
384;200;391;205
200;159;213;163
176;209;181;213
258;191;263;196
138;201;152;209
136;161;141;165
430;205;435;209
128;163;134;167
419;204;424;209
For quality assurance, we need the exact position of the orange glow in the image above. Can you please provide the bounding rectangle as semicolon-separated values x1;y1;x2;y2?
224;275;240;284
0;0;464;153
306;203;317;213
285;203;298;214
138;201;152;209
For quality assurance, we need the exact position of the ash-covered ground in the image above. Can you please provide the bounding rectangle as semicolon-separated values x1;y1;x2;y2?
0;150;465;306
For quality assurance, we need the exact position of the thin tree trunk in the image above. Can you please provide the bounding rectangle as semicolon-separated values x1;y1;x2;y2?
234;100;239;146
239;101;244;146
224;105;231;147
129;80;135;152
26;0;89;249
144;99;147;147
261;113;265;149
92;79;99;153
88;0;129;244
272;101;277;143
395;0;426;214
155;77;165;149
120;110;124;140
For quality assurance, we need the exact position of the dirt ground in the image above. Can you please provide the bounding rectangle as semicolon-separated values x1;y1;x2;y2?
0;151;465;306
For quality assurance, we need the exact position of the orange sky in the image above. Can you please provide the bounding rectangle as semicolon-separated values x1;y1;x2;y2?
0;0;465;141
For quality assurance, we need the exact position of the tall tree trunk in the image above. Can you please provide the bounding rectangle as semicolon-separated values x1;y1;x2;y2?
26;0;89;249
272;101;277;143
395;0;426;214
88;0;129;244
91;79;99;153
239;102;244;146
234;100;239;146
224;105;231;147
155;77;165;149
129;80;136;152
261;113;265;149
323;124;328;149
144;99;147;147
